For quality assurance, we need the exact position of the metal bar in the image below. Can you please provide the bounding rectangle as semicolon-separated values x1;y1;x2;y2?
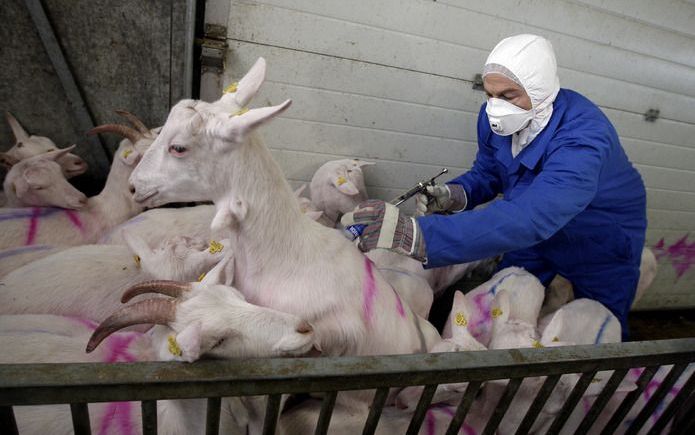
671;391;695;435
206;397;221;435
70;403;91;435
262;394;282;435
648;370;695;435
314;391;338;435
482;378;523;435
601;366;660;435
445;381;482;435
626;363;688;435
405;384;438;435
22;0;110;172
2;340;693;407
545;370;597;435
576;369;629;433
362;388;389;435
0;406;18;435
141;400;157;435
515;374;561;435
183;0;197;98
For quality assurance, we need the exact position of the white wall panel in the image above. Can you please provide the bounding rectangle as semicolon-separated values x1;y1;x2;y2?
215;0;695;308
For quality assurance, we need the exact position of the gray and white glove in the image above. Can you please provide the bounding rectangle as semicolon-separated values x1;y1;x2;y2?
415;184;467;215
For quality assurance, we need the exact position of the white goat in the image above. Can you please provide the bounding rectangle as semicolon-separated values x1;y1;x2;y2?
2;146;87;209
0;245;63;278
0;280;316;435
128;58;441;364
0;117;152;250
309;158;374;227
0;234;225;321
1;111;87;177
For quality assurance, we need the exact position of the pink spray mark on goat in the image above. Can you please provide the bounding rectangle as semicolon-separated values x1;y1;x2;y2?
362;258;377;326
425;409;436;435
654;235;695;279
25;207;42;245
98;401;135;435
64;210;85;234
431;405;476;435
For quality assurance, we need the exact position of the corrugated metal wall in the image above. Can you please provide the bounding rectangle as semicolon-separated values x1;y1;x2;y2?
1;0;189;191
223;0;693;308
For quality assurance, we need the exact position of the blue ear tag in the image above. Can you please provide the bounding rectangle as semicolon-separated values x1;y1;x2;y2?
343;224;366;241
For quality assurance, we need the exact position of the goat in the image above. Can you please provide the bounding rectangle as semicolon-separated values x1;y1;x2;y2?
0;280;316;435
1;111;87;177
0;234;226;322
2;146;87;209
0;115;153;249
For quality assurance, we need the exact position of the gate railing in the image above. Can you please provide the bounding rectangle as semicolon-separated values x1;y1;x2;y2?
1;338;694;434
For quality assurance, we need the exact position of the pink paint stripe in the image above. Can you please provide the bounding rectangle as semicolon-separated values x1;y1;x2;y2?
362;258;377;326
432;405;476;435
392;286;406;318
25;207;41;245
105;334;139;363
64;210;85;233
425;409;436;435
98;401;135;435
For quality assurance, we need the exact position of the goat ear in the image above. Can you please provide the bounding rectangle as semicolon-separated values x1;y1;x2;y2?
201;251;235;287
540;309;565;345
491;289;511;323
175;321;202;362
294;183;307;198
305;210;323;222
354;159;376;168
0;152;19;168
117;145;141;166
211;196;248;232
5;112;29;142
123;230;154;259
215;100;292;144
234;57;267;108
42;144;77;162
22;166;51;188
332;176;359;195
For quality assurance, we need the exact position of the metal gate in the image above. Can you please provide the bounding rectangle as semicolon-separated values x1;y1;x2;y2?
1;338;694;434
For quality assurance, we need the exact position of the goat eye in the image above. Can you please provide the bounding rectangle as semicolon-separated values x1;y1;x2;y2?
16;142;23;148
211;337;225;349
347;169;352;173
168;145;187;157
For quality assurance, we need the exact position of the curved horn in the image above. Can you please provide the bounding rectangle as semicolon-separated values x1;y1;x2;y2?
115;110;150;135
121;280;192;303
87;124;142;144
86;298;177;352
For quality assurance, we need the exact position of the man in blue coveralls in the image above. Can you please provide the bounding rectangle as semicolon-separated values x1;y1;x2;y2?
341;34;647;340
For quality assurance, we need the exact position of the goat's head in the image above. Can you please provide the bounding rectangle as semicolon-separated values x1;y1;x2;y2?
2;112;88;177
4;145;87;209
124;232;226;282
128;57;291;207
88;110;157;170
86;280;318;361
309;158;374;225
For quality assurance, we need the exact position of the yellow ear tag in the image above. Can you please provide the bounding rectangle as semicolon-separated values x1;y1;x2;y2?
208;240;224;254
552;336;560;342
454;312;468;327
230;107;249;117
532;340;544;348
167;335;182;357
122;149;133;159
223;82;239;94
491;307;503;318
133;255;141;268
336;176;347;186
197;272;206;282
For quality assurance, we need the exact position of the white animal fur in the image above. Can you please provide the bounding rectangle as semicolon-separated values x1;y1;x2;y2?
0;235;225;321
1;111;87;177
129;58;441;364
0;132;151;250
3;146;87;209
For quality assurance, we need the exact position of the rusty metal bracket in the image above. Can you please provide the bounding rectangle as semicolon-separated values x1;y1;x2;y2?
198;24;228;75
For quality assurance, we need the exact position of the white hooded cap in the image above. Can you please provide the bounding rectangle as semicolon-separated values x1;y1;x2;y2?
483;34;560;156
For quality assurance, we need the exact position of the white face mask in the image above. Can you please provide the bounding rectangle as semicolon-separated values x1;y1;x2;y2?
485;98;534;136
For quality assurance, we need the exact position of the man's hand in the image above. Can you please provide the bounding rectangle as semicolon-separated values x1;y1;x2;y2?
415;184;467;216
340;200;427;262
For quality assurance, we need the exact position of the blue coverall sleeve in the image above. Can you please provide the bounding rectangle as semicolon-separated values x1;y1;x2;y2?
418;142;606;268
446;110;502;210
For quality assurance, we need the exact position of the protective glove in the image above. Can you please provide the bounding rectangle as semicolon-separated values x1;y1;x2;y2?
340;199;427;262
415;183;467;216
